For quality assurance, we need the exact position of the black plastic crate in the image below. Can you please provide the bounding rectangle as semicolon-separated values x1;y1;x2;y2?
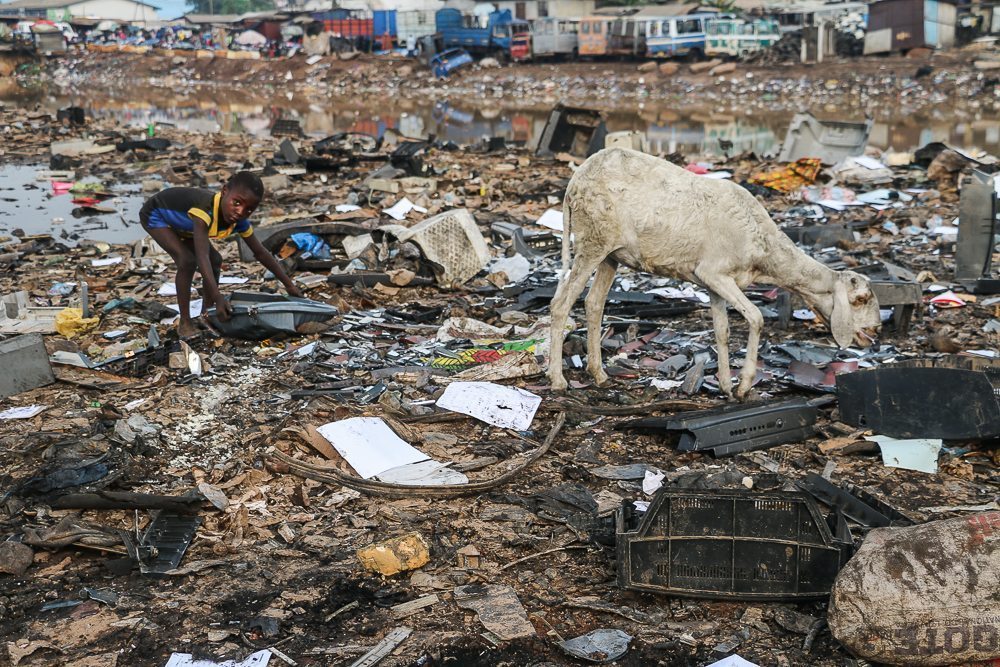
616;489;852;600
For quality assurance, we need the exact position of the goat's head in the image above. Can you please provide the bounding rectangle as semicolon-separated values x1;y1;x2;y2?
829;271;881;348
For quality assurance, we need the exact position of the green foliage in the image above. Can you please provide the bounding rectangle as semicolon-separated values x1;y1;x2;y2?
186;0;274;16
684;0;740;11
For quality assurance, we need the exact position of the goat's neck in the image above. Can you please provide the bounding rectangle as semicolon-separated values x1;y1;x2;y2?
760;236;839;319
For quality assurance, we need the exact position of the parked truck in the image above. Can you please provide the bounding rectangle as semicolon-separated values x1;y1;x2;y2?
435;8;531;62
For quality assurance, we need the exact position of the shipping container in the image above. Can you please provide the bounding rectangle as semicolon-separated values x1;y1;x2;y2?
397;10;438;42
312;10;374;38
864;0;923;52
374;10;397;37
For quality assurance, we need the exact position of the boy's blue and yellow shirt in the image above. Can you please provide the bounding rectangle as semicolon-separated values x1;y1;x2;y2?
139;187;253;240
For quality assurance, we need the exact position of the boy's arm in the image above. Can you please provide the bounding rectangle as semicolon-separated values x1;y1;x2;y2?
191;221;229;315
243;233;303;297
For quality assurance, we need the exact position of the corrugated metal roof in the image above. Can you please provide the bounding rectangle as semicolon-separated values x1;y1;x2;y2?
0;0;157;9
182;13;242;23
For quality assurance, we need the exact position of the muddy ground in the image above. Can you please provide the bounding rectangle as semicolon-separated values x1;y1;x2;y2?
0;47;998;667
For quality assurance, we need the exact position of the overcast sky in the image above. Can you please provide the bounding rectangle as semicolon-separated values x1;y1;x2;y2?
156;0;189;20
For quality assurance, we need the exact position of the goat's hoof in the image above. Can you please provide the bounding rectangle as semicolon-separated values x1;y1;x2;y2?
733;387;760;402
549;377;569;392
590;369;610;386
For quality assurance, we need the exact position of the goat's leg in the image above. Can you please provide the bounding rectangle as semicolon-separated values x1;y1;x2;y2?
698;276;764;400
708;291;733;398
547;253;605;391
585;258;618;385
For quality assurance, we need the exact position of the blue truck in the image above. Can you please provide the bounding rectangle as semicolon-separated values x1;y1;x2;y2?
434;8;531;61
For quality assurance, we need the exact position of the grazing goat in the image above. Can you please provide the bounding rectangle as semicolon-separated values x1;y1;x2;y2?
548;148;881;400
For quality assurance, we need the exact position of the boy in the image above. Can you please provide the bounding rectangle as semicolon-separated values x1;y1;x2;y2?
140;171;303;338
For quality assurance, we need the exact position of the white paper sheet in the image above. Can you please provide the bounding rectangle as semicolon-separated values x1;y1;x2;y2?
646;286;710;303
220;276;249;284
91;256;123;267
642;470;665;495
164;650;271;667
705;656;760;667
535;208;564;232
161;299;204;324
376;460;469;485
436;382;541;431
852;155;887;170
0;405;47;419
383;197;427;221
335;203;361;212
866;435;942;474
317;417;428;479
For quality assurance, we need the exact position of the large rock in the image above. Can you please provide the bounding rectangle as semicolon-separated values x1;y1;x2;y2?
690;58;723;74
0;542;33;575
829;512;1000;665
658;62;679;76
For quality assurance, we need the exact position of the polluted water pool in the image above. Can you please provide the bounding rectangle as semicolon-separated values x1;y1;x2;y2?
18;82;1000;156
0;164;146;246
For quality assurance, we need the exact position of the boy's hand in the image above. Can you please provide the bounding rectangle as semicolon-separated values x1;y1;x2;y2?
287;285;304;298
214;294;233;321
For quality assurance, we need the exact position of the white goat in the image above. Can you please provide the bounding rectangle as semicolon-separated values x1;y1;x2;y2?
548;147;881;399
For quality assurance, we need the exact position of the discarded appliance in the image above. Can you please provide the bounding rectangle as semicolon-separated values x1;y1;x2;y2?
782;223;854;248
271;118;304;138
128;511;201;575
955;169;1000;294
796;473;913;528
491;222;561;258
315;132;380;154
860;275;921;334
56;106;85;125
604;130;648;153
535;104;608;159
615;489;853;600
836;357;1000;440
206;292;339;340
390;141;429;176
559;629;632;663
116;138;170;152
380;208;491;285
0;291;61;334
430;48;473;78
620;398;821;457
327;272;434;288
0;333;54;399
777;113;873;165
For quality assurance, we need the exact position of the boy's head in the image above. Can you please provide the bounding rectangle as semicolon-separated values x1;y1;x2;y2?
220;171;264;226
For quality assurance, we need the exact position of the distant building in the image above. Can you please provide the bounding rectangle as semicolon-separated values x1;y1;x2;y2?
0;0;158;23
494;0;594;20
181;12;241;25
864;0;958;53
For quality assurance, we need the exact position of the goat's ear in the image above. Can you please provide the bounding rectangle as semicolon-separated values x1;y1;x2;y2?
831;278;854;348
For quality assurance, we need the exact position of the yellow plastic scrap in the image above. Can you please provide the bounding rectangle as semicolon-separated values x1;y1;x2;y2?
357;532;430;576
55;307;100;338
749;158;823;194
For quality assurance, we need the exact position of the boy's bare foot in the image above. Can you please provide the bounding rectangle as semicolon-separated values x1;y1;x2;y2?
178;319;198;338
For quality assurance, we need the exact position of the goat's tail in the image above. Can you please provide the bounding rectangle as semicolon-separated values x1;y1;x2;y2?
560;197;572;276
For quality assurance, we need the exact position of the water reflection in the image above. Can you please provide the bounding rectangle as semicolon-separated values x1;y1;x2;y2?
6;82;1000;157
0;165;146;245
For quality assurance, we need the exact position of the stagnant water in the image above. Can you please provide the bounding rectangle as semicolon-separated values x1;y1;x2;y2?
2;81;999;245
